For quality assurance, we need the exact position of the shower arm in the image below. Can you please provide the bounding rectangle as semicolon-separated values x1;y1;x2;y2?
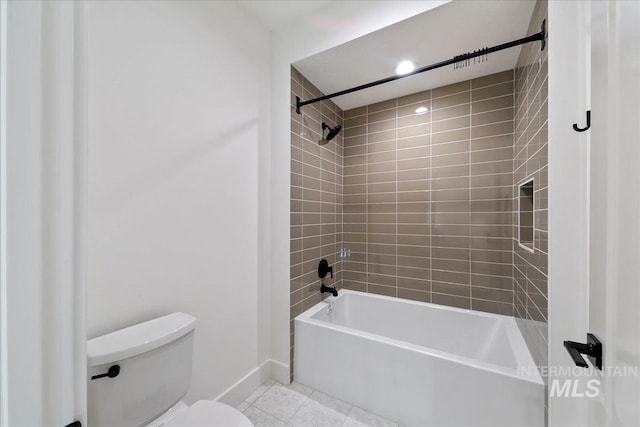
295;20;546;114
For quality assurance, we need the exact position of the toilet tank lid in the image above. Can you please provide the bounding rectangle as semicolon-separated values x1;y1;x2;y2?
88;312;196;367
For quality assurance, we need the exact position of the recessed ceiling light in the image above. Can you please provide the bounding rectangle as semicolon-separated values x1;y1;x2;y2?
415;106;428;114
395;60;415;75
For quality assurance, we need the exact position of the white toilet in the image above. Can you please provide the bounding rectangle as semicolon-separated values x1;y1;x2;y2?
87;312;253;427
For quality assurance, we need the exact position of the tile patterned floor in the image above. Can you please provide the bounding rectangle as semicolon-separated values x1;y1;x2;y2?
237;380;401;427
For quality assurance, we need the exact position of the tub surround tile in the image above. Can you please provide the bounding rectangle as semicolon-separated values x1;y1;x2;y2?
472;299;514;316
472;70;515;89
432;80;470;99
368;98;397;113
368;284;396;297
293;44;547;393
512;0;549;378
291;67;344;379
432;292;471;310
397;288;431;303
398;90;430;106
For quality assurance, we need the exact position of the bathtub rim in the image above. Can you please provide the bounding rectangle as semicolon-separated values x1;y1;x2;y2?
295;290;543;386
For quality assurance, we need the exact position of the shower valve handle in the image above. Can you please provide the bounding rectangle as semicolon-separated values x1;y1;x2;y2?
318;259;333;279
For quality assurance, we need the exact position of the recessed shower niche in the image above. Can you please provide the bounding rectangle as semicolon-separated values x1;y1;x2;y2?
290;0;549;379
518;178;535;252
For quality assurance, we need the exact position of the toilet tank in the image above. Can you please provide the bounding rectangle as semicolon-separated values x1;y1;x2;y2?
87;312;197;427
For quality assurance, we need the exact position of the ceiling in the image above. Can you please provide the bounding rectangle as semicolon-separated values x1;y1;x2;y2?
237;1;334;30
292;0;537;111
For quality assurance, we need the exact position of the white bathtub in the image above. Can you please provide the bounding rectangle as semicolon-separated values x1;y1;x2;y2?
294;290;544;427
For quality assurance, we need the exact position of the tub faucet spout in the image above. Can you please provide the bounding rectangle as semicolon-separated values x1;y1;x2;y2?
321;284;338;297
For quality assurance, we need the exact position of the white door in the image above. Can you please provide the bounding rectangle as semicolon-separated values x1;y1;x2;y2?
0;1;88;426
549;1;640;426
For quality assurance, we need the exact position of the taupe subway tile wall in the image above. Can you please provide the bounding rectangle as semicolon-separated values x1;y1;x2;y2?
290;3;549;378
342;70;515;316
513;0;549;373
290;66;343;378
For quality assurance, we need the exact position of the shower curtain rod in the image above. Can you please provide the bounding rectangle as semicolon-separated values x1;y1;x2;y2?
295;19;546;114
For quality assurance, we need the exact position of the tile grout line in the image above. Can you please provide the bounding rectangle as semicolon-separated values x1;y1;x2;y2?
512;68;516;316
365;104;369;294
469;80;473;310
395;96;398;298
429;89;433;303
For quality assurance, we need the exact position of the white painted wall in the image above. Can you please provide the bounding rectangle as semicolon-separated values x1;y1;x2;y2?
268;0;450;381
87;1;270;402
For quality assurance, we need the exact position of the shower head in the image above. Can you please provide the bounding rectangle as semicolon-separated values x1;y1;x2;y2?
319;122;342;145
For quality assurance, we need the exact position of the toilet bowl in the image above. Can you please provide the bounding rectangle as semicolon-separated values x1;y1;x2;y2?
87;312;253;427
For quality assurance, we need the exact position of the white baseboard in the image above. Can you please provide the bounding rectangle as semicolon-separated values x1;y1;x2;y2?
269;359;290;385
214;361;270;406
214;359;289;406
